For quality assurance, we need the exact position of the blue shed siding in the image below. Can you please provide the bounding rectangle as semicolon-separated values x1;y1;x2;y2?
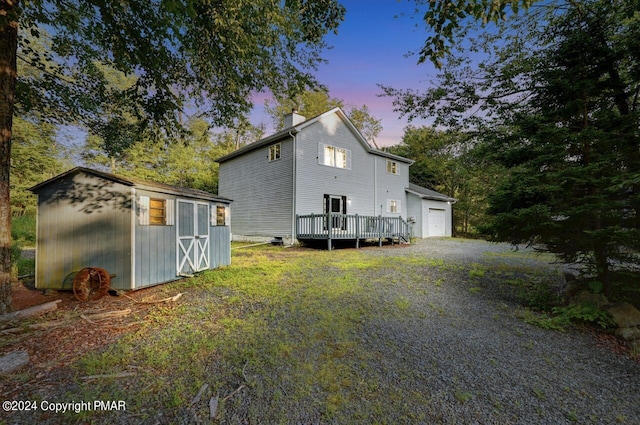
34;173;133;290
219;137;294;238
33;168;232;292
133;191;178;288
209;225;231;268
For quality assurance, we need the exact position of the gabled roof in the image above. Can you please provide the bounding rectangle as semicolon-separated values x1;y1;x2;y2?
406;183;456;203
215;107;413;164
30;167;232;203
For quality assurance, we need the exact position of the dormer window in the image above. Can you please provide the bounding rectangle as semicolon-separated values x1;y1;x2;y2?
269;143;281;161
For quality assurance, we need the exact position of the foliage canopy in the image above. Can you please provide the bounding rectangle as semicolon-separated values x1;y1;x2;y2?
0;0;345;313
386;0;640;291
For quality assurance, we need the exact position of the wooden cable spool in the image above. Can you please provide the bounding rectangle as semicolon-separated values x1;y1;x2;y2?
72;267;111;302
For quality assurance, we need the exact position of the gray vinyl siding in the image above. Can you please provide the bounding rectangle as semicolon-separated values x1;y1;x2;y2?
34;173;132;290
407;192;424;237
375;156;410;218
219;137;294;237
133;190;177;288
295;114;377;216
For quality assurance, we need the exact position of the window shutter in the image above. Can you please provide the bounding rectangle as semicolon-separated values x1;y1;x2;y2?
318;143;325;165
396;200;402;213
345;149;352;170
165;199;174;225
139;196;150;225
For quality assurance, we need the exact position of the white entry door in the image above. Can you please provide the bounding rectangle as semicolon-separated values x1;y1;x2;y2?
177;200;210;275
428;208;446;237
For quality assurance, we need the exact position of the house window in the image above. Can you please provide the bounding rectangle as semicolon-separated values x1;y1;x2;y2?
387;199;401;214
386;160;398;175
269;143;281;161
149;198;166;225
319;143;351;169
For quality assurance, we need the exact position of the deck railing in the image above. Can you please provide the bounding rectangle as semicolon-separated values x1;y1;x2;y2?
296;213;411;249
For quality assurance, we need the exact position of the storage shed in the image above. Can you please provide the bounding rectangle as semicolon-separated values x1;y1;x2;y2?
30;167;232;291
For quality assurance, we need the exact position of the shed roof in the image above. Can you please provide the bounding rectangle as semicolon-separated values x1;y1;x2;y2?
215;107;413;165
406;183;456;203
30;167;232;203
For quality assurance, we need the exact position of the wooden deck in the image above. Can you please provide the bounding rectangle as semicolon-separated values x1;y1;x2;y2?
296;213;411;250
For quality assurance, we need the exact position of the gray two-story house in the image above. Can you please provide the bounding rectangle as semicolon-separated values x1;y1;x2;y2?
216;107;454;246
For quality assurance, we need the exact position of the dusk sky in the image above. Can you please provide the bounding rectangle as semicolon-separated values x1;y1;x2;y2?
251;0;439;147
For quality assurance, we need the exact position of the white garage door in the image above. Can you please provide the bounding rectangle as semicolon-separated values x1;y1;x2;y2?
428;208;446;237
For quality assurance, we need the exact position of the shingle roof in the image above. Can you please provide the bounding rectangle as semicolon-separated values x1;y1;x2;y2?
215;107;413;164
30;167;232;203
406;183;456;203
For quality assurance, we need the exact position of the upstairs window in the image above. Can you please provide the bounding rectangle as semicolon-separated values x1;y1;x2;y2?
269;143;281;161
319;143;351;169
386;160;398;175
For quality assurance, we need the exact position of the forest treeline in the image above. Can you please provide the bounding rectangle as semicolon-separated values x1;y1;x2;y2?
6;0;640;310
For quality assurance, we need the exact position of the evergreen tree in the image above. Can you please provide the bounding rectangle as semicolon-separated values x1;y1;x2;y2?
481;1;640;293
385;0;640;291
389;126;497;236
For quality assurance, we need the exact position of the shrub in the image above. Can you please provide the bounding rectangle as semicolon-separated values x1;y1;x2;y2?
11;214;36;246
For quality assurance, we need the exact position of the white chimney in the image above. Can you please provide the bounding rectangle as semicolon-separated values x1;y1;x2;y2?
284;109;306;128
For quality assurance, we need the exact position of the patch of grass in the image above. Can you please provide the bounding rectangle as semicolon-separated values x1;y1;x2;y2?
454;389;473;404
532;387;546;400
468;263;487;278
394;295;411;311
519;303;615;332
11;214;36;246
40;243;624;424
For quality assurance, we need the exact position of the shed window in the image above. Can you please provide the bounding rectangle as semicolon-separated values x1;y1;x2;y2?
149;199;166;225
216;205;228;226
269;143;281;161
386;160;398;175
139;196;173;226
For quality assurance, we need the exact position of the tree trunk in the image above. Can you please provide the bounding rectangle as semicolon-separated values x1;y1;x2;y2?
594;245;611;297
0;1;19;314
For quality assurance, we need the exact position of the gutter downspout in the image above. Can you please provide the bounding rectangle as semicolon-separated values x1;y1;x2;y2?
289;130;297;246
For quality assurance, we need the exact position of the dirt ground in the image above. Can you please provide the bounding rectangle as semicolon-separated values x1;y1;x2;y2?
1;278;185;400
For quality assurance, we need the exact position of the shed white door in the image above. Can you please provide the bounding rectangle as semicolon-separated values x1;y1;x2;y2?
177;200;210;275
428;208;446;237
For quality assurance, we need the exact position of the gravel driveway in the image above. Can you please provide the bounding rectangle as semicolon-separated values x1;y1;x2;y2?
350;238;639;425
4;238;638;425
